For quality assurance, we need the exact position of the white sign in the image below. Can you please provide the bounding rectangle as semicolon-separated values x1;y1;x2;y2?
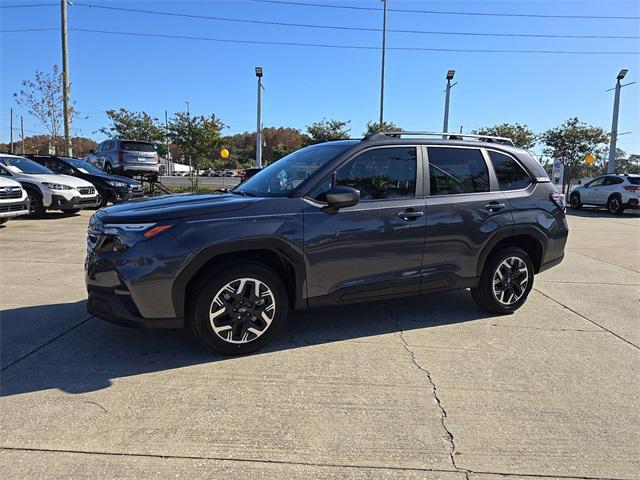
551;158;564;186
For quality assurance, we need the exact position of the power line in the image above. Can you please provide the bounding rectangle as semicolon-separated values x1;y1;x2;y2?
70;3;639;40
65;28;640;55
0;28;57;32
0;3;56;8
252;0;640;20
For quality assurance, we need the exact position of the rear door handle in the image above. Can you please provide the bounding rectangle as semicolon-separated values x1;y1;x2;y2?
485;201;506;212
398;209;424;221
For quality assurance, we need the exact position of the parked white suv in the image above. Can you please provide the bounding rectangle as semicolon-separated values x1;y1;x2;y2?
0;154;100;217
0;176;29;224
569;174;640;215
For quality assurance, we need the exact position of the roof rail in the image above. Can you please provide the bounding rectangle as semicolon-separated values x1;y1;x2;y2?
363;131;515;147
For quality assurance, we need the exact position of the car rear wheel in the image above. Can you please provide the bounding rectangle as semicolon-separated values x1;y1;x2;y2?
104;163;113;174
471;247;534;314
606;195;624;215
190;262;289;355
569;192;582;209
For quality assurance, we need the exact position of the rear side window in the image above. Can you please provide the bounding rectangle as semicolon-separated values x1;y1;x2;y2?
488;151;531;191
628;177;640;185
332;147;417;201
606;177;624;185
428;147;490;195
121;141;155;152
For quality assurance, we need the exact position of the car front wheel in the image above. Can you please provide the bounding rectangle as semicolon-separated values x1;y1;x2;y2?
569;192;582;209
190;263;289;355
471;247;534;314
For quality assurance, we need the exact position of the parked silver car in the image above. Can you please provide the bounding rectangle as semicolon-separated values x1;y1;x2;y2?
86;139;160;177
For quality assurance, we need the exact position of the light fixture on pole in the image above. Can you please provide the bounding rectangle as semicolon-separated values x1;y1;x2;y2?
379;0;388;126
255;66;264;168
606;69;635;174
442;70;456;136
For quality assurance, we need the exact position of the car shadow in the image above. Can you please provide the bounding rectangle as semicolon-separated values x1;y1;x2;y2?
566;207;640;218
14;212;82;220
0;291;491;397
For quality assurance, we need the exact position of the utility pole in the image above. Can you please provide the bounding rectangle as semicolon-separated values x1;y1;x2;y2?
20;116;25;154
185;101;192;177
379;0;387;126
61;0;73;156
606;69;634;174
442;70;456;135
9;108;14;154
165;110;170;176
255;67;263;168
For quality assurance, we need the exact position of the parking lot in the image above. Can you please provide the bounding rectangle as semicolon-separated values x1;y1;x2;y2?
0;209;638;479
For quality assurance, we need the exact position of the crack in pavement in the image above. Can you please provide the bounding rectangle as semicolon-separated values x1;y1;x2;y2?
534;289;639;351
381;303;470;480
569;251;640;274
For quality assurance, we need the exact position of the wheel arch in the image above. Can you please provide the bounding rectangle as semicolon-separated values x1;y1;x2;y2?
172;240;305;319
477;228;546;276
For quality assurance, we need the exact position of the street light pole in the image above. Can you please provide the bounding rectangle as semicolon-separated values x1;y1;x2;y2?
607;69;632;174
255;67;263;168
442;70;456;136
61;0;72;156
379;0;387;126
185;101;192;177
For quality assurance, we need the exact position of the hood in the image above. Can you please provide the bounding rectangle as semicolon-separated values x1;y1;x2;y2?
0;177;23;188
13;173;95;188
97;193;257;223
88;172;141;186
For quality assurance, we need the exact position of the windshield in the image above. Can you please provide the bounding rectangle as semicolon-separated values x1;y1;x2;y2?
121;141;155;152
0;156;53;175
235;142;357;197
63;157;107;175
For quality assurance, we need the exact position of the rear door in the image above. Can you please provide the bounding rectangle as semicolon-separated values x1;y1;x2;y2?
303;146;427;303
422;146;512;290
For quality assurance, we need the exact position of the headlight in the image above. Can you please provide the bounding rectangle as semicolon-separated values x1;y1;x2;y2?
99;222;174;252
106;181;128;188
42;182;72;190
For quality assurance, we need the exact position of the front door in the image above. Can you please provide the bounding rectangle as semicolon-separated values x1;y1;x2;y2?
422;146;513;290
303;146;427;304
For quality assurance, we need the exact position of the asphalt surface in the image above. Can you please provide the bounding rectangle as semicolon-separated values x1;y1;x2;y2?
1;207;638;479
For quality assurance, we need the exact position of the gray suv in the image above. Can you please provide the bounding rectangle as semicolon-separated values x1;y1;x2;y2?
85;132;568;355
87;139;160;176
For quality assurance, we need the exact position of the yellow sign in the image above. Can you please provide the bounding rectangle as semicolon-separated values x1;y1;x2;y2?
220;148;229;159
585;153;595;165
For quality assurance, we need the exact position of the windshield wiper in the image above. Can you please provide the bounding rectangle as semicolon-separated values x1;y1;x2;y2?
231;190;257;197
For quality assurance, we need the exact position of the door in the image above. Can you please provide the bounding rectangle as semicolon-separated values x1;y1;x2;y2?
599;176;624;204
581;177;606;204
422;146;513;290
303;146;427;304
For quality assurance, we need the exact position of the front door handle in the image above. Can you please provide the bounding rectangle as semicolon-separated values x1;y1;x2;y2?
398;209;424;221
485;201;506;212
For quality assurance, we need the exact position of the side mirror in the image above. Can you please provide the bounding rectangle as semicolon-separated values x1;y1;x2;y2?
325;186;360;210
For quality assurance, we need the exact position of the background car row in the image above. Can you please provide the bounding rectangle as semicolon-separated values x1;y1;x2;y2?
0;153;143;224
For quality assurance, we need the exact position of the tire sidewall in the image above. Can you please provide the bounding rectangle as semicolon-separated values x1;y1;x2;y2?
569;192;581;209
25;187;45;217
481;247;535;314
191;263;289;355
607;195;624;215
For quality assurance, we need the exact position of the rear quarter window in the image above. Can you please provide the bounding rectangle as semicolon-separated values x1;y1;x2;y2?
627;177;640;185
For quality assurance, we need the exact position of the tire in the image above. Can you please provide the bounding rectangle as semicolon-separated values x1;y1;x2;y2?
606;195;624;215
62;208;81;214
96;188;109;208
569;192;582;209
190;262;289;355
471;246;534;314
25;187;46;218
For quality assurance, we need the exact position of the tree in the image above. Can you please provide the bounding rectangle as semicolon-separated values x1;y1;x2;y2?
13;65;76;154
305;118;350;144
99;108;165;144
615;149;640;174
364;120;402;135
541;118;609;195
472;123;537;149
169;112;225;188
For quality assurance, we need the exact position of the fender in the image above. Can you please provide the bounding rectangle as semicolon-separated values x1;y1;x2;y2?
171;237;307;318
476;225;548;277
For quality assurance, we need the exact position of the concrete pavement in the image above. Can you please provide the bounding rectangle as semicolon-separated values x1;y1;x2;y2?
1;207;638;479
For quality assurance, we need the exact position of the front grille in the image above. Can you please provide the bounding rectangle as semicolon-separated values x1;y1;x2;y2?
130;185;143;192
79;187;95;195
0;204;26;213
79;198;97;205
0;188;22;199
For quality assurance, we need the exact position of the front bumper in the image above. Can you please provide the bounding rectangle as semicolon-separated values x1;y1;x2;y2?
121;164;159;173
0;199;29;218
87;289;183;329
108;188;145;203
51;194;100;210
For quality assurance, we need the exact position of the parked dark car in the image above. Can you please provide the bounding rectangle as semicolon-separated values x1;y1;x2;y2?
27;155;144;207
85;132;568;355
240;167;262;183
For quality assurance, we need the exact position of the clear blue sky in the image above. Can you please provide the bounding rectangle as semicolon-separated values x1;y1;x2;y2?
1;0;639;155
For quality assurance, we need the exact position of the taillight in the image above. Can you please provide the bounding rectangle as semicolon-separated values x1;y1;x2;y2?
550;191;566;211
118;152;124;163
623;185;640;191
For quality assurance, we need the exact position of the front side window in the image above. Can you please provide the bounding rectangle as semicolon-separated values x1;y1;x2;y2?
331;147;417;201
0;156;53;175
488;151;531;191
587;177;606;187
428;147;490;195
